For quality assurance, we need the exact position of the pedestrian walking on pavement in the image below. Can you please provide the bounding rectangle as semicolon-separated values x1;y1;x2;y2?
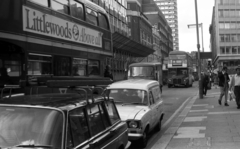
229;65;240;109
202;72;210;96
104;65;113;80
218;66;230;106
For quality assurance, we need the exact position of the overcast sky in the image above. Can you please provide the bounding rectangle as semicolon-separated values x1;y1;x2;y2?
178;0;215;53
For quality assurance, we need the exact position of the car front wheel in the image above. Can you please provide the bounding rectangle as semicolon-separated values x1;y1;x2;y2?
139;129;148;148
155;118;162;132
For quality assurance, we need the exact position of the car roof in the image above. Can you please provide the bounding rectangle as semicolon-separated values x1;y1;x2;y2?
129;62;162;67
107;79;159;90
0;93;106;111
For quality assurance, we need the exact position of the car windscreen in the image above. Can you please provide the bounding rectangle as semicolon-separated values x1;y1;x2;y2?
0;106;64;148
108;89;148;105
129;66;154;77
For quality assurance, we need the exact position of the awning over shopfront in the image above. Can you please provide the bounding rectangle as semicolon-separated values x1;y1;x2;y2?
113;32;154;57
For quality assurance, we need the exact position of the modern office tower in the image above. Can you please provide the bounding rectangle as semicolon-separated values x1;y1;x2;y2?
210;0;240;74
154;0;179;51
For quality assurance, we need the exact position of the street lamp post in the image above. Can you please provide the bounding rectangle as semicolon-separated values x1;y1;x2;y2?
187;23;204;52
194;0;203;99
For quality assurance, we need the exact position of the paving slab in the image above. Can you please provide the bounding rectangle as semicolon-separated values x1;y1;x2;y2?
163;87;240;149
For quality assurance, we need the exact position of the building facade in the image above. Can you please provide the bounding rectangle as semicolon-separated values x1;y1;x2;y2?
142;0;173;59
90;0;154;80
154;0;179;51
210;0;240;74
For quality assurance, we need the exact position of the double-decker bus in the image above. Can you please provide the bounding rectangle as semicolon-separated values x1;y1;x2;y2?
167;51;194;88
0;0;112;94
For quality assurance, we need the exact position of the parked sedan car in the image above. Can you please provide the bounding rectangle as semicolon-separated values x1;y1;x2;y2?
105;79;164;147
0;92;131;149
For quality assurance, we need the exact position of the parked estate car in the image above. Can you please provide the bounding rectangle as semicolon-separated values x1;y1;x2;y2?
105;79;164;147
0;88;130;149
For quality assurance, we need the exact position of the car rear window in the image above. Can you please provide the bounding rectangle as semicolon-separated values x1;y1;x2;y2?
0;106;63;148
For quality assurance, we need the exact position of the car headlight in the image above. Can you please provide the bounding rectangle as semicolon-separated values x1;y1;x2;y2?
128;121;138;128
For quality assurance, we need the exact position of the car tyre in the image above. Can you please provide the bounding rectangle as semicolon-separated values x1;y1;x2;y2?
139;129;148;148
155;118;162;132
168;84;171;88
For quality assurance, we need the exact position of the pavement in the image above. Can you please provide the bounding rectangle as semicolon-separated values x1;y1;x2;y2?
152;85;240;149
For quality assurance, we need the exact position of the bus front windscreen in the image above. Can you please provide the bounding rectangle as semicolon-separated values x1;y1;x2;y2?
168;68;188;77
129;66;154;77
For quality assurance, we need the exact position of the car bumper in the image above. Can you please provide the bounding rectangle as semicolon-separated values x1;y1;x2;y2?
128;133;143;140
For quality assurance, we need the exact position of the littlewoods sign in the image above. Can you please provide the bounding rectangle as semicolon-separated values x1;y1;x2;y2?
23;6;103;48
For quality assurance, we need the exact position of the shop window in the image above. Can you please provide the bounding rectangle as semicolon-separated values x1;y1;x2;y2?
70;0;84;20
223;61;229;67
72;58;87;76
28;54;52;76
28;0;49;7
54;56;71;76
86;8;98;26
4;61;21;77
99;13;109;30
88;60;100;75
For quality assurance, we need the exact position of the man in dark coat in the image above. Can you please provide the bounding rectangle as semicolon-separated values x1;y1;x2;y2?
202;72;210;96
104;65;113;80
218;66;230;106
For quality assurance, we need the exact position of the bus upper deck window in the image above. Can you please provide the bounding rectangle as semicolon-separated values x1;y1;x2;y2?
99;13;109;30
70;0;84;20
86;8;98;26
52;0;70;15
28;0;49;7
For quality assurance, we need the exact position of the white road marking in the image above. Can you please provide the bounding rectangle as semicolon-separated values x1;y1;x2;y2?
173;127;206;139
190;109;208;112
192;104;208;107
208;111;240;115
184;116;207;122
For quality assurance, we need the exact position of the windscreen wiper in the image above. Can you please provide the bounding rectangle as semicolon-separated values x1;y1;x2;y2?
16;145;53;148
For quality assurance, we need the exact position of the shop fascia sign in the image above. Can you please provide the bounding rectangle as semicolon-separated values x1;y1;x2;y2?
22;6;103;48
